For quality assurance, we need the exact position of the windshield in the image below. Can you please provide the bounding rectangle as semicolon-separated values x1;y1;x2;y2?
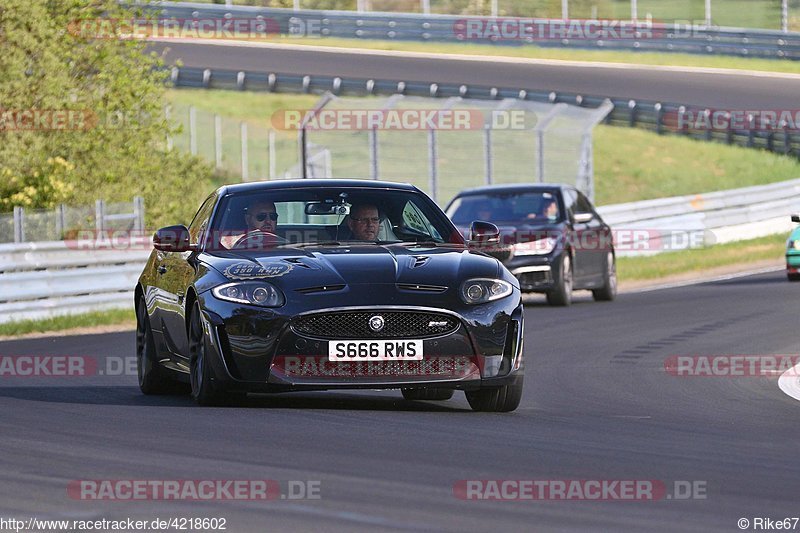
207;187;463;251
446;191;563;225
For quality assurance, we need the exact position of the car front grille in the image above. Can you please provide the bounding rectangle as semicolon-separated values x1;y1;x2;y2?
292;311;460;339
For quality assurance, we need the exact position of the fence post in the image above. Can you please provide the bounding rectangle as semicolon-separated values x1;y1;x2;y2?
165;105;173;152
537;130;545;183
269;129;277;180
421;0;430;14
189;106;197;156
299;127;308;179
56;204;66;239
628;100;637;127
240;121;249;181
562;0;568;19
747;114;755;148
631;0;637;21
133;196;145;232
428;129;438;203
654;103;663;134
484;126;493;185
490;0;498;17
294;0;300;11
214;114;222;169
782;0;789;33
369;126;379;180
13;206;24;243
95;199;106;233
705;0;711;25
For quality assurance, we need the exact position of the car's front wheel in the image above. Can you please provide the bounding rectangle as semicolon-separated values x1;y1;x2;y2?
136;298;177;395
189;303;225;406
788;272;800;282
592;251;617;302
546;254;573;306
401;388;454;401
465;375;524;412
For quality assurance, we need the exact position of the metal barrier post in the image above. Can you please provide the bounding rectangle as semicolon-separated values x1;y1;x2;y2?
133;197;145;232
491;0;498;18
299;126;308;179
484;126;492;185
214;114;222;169
189;106;197;156
562;0;569;19
369;126;379;179
421;0;430;15
537;130;545;183
269;129;277;180
705;0;712;25
95;199;106;233
783;0;789;33
56;204;66;238
165;105;172;151
240;121;249;181
631;0;638;21
13;207;24;243
428;129;438;202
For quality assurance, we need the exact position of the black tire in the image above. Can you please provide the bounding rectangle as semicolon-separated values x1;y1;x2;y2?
789;273;800;282
592;251;617;302
465;375;524;413
546;254;573;307
189;303;225;406
136;298;177;395
401;388;454;401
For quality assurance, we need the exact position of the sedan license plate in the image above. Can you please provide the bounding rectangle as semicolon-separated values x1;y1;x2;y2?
328;340;423;361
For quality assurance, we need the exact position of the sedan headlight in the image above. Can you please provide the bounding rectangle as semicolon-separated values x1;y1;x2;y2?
513;237;557;256
789;240;800;250
212;281;285;307
460;279;513;305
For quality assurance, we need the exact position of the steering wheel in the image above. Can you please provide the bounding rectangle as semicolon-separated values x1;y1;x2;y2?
232;229;287;249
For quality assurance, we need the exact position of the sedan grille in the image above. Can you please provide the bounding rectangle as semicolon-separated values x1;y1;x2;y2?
292;311;459;339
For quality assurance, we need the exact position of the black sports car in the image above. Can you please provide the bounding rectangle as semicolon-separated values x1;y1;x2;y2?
136;180;524;411
446;184;616;306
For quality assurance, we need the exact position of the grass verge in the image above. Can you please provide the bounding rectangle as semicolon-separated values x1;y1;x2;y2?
0;308;135;338
617;233;787;281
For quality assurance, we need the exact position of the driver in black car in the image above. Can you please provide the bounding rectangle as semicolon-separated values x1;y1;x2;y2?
221;199;279;249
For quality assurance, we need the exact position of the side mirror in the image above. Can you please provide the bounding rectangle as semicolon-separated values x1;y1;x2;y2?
468;220;500;247
792;214;800;223
153;225;193;252
573;212;594;224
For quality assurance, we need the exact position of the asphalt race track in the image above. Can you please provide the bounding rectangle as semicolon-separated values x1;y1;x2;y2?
1;270;797;532
149;40;800;109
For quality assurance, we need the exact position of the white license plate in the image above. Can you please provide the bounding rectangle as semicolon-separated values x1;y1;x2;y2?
328;340;423;361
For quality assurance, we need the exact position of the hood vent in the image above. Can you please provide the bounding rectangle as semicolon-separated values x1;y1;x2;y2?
283;258;313;269
410;256;430;268
295;284;346;294
397;283;448;293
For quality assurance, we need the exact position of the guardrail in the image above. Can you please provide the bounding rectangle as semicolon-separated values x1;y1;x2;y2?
0;241;150;324
168;66;800;159
3;178;799;323
597;178;800;256
149;2;800;60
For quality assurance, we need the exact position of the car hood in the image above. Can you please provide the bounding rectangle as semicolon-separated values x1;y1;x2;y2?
202;244;502;290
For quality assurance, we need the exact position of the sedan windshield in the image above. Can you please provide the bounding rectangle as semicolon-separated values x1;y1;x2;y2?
447;191;563;225
207;187;463;251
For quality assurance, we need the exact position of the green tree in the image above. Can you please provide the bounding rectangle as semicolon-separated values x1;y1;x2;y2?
0;0;215;227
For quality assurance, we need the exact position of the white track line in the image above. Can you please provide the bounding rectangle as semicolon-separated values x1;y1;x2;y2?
623;265;785;294
148;37;800;80
779;362;800;403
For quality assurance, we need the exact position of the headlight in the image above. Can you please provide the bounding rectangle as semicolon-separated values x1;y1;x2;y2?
513;237;557;256
789;240;800;250
212;281;285;307
460;278;513;305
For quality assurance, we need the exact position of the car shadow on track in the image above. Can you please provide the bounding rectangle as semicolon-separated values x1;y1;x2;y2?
0;386;471;412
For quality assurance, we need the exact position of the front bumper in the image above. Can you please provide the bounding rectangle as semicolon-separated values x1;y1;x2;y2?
786;251;800;272
197;296;524;393
504;252;564;292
